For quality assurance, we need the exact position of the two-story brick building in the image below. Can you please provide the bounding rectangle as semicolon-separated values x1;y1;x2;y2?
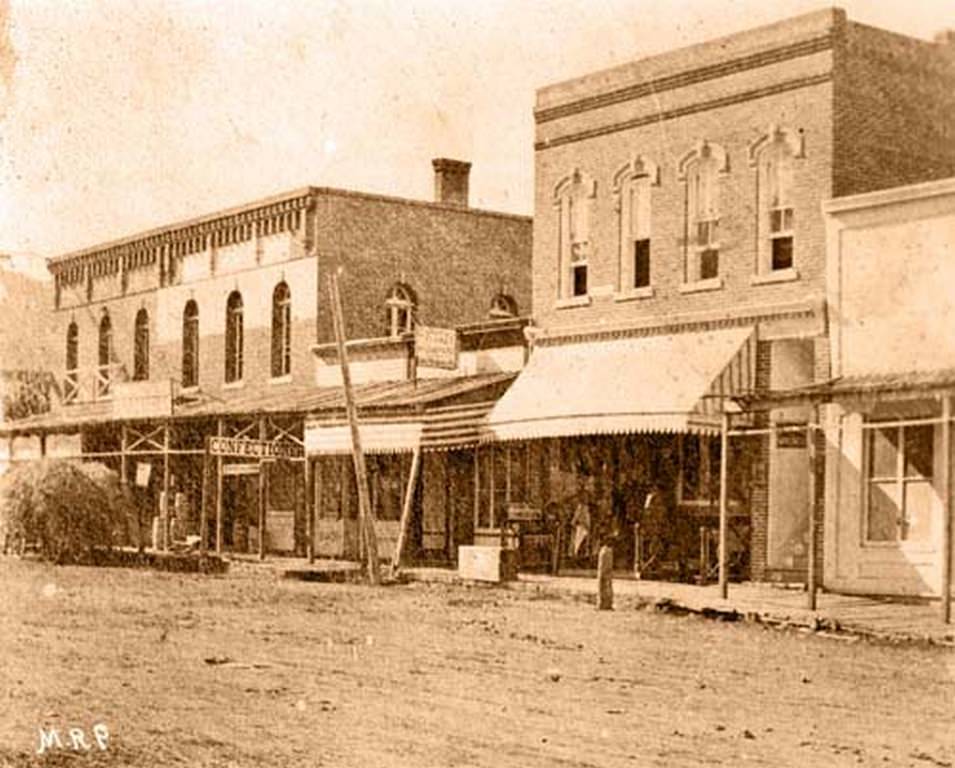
482;9;955;582
1;159;532;560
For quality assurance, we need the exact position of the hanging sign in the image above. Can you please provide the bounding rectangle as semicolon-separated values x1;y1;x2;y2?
135;462;152;487
207;436;303;460
415;325;459;370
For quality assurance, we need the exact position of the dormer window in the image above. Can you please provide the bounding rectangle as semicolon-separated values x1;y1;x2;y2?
386;283;416;338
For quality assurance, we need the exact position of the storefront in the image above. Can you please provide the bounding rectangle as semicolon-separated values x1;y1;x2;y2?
479;325;759;579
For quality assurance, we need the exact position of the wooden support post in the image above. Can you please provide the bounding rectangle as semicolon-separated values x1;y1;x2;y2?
39;432;47;458
162;421;171;552
305;457;315;564
329;272;380;584
632;522;641;580
942;396;953;624
699;525;707;586
597;545;614;610
391;447;422;578
200;436;209;556
807;410;818;610
258;417;267;561
718;411;730;599
215;418;224;555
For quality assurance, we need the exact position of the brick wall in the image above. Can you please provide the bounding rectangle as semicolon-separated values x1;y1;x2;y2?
833;22;955;197
749;340;772;580
313;191;532;344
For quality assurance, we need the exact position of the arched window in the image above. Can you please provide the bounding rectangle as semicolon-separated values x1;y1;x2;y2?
750;126;803;275
613;156;659;292
97;311;113;397
554;169;596;299
225;291;244;383
489;293;518;319
386;283;416;338
182;300;199;389
133;308;150;381
679;141;728;284
271;282;292;378
65;322;79;403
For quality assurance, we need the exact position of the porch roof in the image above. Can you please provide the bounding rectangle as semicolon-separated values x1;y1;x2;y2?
481;326;755;442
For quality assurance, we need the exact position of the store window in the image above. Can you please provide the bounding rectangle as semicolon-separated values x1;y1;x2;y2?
133;308;150;381
271;282;292;378
225;291;244;383
182;300;199;389
678;435;721;504
554;169;596;299
864;422;934;543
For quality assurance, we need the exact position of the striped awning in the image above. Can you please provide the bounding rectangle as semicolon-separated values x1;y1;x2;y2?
482;326;756;442
421;401;498;451
305;418;423;456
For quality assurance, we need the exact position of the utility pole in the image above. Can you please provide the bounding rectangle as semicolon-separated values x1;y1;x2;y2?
329;271;380;584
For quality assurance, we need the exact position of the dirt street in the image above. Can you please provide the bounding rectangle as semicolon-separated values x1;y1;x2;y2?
0;558;952;767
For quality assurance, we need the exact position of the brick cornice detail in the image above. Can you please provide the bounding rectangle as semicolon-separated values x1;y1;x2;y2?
535;73;832;151
535;33;834;124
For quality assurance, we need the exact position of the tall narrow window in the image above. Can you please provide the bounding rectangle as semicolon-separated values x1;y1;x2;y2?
752;127;802;274
386;283;416;338
680;142;726;284
182;300;199;389
614;157;658;292
864;422;934;543
555;169;596;299
271;282;292;378
97;312;113;397
133;309;150;381
225;291;244;383
65;322;79;404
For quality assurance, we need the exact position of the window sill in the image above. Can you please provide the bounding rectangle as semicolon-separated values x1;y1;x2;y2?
269;374;293;385
751;267;799;286
222;380;246;390
678;277;723;294
555;295;592;310
614;286;655;303
861;540;935;553
180;385;200;396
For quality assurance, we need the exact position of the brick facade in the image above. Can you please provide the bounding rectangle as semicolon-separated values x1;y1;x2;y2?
46;181;532;408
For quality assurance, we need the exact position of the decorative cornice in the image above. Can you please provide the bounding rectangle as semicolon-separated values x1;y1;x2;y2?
535;33;834;124
535;73;832;152
537;300;821;346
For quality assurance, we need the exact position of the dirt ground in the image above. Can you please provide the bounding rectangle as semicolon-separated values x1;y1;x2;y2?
0;558;952;768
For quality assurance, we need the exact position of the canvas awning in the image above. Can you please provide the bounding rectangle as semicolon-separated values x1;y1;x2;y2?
482;326;756;441
305;418;423;456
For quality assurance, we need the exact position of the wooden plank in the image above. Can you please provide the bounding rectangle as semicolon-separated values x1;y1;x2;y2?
942;396;952;623
390;447;422;578
329;272;380;584
258;418;267;561
807;408;818;610
718;412;730;599
215;418;224;555
200;437;209;555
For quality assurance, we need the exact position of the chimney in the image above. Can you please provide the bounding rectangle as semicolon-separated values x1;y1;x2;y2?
432;158;471;207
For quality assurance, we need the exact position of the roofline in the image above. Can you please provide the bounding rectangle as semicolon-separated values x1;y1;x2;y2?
47;185;531;268
823;175;955;215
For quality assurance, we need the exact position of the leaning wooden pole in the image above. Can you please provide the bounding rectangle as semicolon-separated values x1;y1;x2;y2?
329;272;380;584
391;447;422;578
942;396;953;624
718;411;730;599
807;409;819;610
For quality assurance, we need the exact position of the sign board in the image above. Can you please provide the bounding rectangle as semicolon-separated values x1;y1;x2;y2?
208;436;303;460
414;325;459;370
135;462;152;488
776;422;808;449
112;379;173;419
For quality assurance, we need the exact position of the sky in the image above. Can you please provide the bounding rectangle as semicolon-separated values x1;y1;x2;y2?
0;0;952;269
